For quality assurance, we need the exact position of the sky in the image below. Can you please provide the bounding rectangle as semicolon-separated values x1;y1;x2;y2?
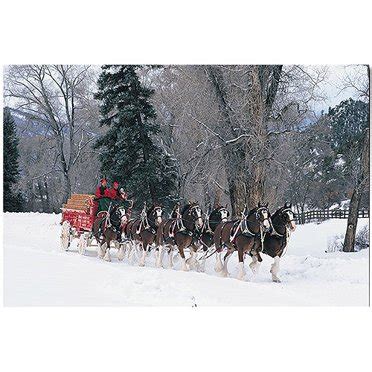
316;64;368;111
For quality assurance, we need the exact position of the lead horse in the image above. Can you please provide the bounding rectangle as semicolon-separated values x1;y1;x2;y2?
214;203;272;280
262;202;296;282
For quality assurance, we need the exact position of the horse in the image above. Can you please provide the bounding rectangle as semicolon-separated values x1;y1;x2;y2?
127;204;164;266
193;205;230;271
213;203;272;280
92;201;128;262
156;202;203;271
262;202;296;282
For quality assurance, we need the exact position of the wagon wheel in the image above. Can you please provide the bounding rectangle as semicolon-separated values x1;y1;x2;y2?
78;234;87;255
60;221;71;251
86;233;93;247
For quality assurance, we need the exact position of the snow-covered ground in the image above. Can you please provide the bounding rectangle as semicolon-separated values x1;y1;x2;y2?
3;213;369;306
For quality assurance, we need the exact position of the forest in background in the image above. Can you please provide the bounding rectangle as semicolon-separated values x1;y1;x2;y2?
3;65;369;218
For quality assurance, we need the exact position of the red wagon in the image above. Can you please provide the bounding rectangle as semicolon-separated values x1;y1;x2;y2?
60;194;97;254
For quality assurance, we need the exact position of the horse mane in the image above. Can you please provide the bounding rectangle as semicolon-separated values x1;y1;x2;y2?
147;204;155;216
271;205;288;221
181;202;197;216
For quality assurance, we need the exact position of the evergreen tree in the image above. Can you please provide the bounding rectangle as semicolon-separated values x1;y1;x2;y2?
3;107;24;212
327;98;369;252
94;65;179;209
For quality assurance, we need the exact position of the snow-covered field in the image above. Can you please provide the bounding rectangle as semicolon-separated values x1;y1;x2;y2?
3;212;369;306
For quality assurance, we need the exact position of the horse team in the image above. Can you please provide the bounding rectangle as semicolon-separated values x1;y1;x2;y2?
92;201;296;282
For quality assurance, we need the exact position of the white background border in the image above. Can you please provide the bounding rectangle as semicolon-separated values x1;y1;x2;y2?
1;1;371;372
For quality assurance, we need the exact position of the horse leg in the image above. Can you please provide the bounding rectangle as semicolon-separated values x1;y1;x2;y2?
198;246;207;273
179;246;189;271
249;254;261;275
103;240;111;262
186;246;198;271
156;245;164;268
220;250;233;277
128;241;136;264
139;242;146;266
118;241;125;261
215;251;223;272
168;246;174;268
270;256;281;283
98;240;106;259
236;249;246;281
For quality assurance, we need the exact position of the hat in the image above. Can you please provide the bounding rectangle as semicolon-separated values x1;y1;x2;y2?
119;188;125;194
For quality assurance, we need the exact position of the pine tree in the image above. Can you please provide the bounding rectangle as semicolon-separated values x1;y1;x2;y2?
327;98;369;252
94;65;179;209
3;107;24;212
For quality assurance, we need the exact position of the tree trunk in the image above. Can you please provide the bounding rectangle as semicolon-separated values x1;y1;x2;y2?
247;160;265;208
44;177;51;213
343;128;370;252
222;143;247;218
62;171;71;205
343;189;361;252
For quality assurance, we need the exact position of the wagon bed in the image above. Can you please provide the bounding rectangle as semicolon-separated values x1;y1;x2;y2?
60;194;97;253
61;194;96;232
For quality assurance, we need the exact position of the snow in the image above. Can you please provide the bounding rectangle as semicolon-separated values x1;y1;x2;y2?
3;212;369;306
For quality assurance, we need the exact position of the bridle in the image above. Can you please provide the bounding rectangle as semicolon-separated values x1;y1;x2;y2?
205;206;229;233
184;204;203;230
271;208;295;239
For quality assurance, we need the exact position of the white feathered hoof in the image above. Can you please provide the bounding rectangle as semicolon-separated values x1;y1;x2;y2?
198;259;206;273
249;261;259;275
236;263;246;281
138;252;146;267
181;259;189;271
215;263;223;273
155;257;164;269
118;245;125;261
215;254;223;272
272;275;281;283
219;270;229;278
103;249;111;262
97;243;105;259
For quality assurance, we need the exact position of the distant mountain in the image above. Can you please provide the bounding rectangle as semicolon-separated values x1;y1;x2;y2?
9;109;48;138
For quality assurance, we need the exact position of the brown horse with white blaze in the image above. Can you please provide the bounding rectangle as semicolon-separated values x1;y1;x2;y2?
262;202;296;282
128;204;164;266
156;202;204;271
213;203;272;280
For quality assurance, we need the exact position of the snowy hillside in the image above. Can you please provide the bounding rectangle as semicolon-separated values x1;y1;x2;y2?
3;213;369;306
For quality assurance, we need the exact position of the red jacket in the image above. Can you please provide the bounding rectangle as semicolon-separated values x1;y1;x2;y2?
108;187;127;200
95;185;111;199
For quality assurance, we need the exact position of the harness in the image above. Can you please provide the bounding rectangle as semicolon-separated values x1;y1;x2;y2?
136;204;161;236
268;208;294;256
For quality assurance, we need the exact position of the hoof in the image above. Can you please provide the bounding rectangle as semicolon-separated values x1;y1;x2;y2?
219;271;229;278
272;276;281;283
139;262;145;267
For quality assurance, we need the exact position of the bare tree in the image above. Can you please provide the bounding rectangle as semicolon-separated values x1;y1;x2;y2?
343;127;369;252
4;65;97;203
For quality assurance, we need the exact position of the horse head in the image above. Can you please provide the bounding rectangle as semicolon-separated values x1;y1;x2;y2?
148;204;164;227
211;205;229;223
111;204;127;227
182;202;203;230
253;202;272;233
278;202;296;231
